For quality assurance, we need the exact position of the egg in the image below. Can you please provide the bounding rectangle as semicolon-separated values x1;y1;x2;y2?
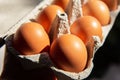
50;34;87;73
36;5;64;33
82;0;110;25
13;22;50;55
52;0;70;10
101;0;118;11
70;16;103;45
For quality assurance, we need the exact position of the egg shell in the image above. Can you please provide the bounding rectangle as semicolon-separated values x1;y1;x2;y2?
101;0;118;11
13;22;50;55
52;0;70;10
70;16;103;45
82;0;110;26
50;34;87;73
36;5;64;33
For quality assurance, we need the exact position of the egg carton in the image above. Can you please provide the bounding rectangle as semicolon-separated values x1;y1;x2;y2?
1;0;120;80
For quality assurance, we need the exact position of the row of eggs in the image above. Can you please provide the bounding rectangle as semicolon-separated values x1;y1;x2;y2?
12;0;118;75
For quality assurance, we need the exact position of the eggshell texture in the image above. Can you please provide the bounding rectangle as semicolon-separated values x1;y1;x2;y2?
101;0;118;11
36;5;64;33
82;0;110;25
13;22;50;55
70;16;102;45
50;34;87;73
52;0;70;10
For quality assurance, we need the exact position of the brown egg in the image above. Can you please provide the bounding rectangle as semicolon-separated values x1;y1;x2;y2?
50;34;87;73
36;5;64;33
13;22;50;55
101;0;118;11
52;0;70;10
82;0;110;25
70;16;103;45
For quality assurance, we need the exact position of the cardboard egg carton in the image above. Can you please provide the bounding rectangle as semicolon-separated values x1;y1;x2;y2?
0;0;120;80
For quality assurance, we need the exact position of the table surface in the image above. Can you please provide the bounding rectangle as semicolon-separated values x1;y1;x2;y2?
0;0;42;36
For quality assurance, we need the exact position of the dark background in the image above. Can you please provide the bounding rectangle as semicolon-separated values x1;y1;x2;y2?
84;11;120;80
